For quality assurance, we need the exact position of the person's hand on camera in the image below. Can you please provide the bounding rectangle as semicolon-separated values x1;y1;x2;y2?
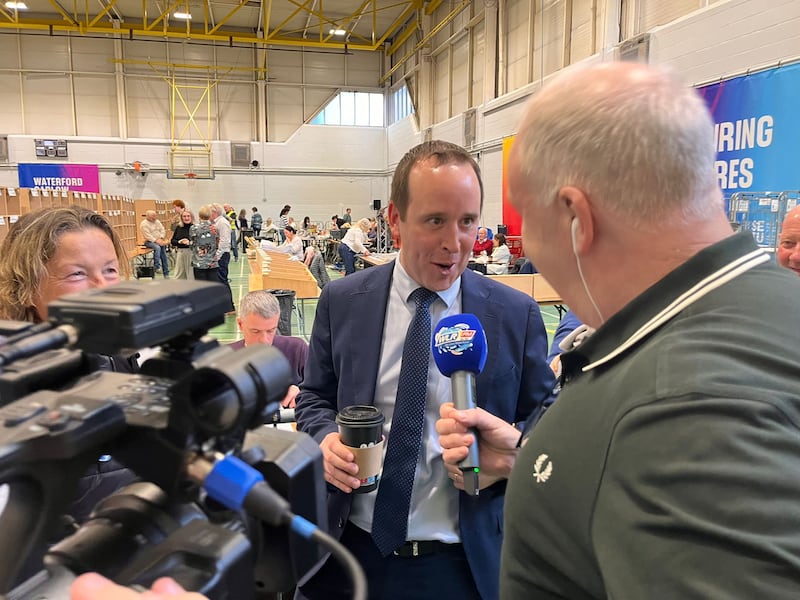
436;402;521;491
282;384;300;408
71;573;207;600
320;431;361;493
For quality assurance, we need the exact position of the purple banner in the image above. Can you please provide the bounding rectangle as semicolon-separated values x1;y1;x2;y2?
18;163;100;193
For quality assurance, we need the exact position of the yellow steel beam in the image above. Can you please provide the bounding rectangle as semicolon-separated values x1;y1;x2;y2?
387;20;417;56
144;0;184;32
373;0;420;49
339;0;376;46
0;18;379;50
381;0;471;84
206;0;248;36
88;0;118;28
267;0;313;42
263;0;272;40
47;0;78;26
425;0;443;16
114;58;267;75
0;6;16;22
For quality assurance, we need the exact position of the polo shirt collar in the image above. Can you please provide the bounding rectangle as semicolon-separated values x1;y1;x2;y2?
561;231;769;378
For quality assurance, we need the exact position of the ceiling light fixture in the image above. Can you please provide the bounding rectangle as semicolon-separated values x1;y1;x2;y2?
329;28;346;36
5;1;28;9
173;11;192;19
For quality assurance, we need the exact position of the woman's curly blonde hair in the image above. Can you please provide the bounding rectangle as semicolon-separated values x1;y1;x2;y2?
0;206;129;322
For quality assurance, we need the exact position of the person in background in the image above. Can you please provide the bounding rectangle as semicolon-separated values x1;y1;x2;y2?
279;225;305;260
472;227;493;257
139;210;169;278
301;216;312;235
170;199;186;233
304;243;330;290
250;206;263;239
278;206;291;242
295;140;556;600
263;217;279;241
545;310;589;378
331;214;345;230
170;210;195;280
338;218;371;275
486;232;511;274
190;205;219;283
230;290;309;408
238;209;250;253
224;204;239;262
342;207;352;225
210;203;235;314
437;61;800;598
777;205;800;275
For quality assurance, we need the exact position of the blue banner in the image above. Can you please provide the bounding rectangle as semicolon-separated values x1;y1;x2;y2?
698;62;800;194
17;163;100;193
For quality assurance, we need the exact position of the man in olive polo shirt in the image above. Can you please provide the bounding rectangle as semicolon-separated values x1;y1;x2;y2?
437;62;800;598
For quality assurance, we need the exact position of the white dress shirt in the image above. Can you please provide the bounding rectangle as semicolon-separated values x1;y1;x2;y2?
349;255;463;543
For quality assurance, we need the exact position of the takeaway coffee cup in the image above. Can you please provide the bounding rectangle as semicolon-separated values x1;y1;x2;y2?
336;405;385;493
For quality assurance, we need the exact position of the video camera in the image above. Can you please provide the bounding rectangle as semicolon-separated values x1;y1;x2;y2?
0;280;330;599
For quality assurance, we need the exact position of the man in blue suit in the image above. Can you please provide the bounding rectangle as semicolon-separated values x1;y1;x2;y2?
295;140;555;600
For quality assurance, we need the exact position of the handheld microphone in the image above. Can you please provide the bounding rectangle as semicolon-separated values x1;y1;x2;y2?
432;314;488;496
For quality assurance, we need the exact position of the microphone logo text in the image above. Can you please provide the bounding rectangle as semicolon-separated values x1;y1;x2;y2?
434;324;476;355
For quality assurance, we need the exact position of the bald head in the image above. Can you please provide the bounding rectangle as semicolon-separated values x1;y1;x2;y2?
512;62;722;228
778;206;800;275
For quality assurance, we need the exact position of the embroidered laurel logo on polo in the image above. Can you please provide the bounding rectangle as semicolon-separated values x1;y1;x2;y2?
533;453;553;483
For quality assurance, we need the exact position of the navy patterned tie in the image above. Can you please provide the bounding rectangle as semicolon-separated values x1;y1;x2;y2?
371;287;438;556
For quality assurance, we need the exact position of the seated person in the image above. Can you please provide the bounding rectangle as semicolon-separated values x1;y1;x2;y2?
304;244;330;290
260;225;304;260
139;210;169;277
473;227;494;257
262;217;279;241
545;310;592;378
230;290;309;408
517;256;538;274
486;233;511;274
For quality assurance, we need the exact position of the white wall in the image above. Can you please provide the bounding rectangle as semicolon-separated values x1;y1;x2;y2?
0;124;388;226
648;0;800;84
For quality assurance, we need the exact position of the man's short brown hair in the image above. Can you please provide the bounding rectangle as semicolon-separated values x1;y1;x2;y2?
390;140;483;219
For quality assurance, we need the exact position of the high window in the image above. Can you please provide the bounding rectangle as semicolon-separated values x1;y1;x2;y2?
311;91;384;126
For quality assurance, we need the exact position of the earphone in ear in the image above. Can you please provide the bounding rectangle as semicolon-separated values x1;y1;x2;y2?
571;218;579;254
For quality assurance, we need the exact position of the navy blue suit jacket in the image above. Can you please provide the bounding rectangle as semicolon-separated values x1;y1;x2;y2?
296;262;555;600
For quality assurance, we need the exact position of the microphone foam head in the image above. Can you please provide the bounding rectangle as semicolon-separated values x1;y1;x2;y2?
432;313;488;376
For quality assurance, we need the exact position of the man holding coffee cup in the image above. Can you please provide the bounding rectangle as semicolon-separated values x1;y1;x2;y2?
295;140;556;600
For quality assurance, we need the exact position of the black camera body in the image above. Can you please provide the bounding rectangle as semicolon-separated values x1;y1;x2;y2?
0;280;327;599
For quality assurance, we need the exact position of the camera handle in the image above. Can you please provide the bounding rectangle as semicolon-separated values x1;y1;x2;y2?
0;390;127;592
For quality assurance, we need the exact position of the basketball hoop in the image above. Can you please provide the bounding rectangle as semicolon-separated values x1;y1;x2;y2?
185;172;197;190
133;161;142;173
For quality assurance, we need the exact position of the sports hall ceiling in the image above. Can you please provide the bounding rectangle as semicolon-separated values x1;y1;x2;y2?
0;0;448;51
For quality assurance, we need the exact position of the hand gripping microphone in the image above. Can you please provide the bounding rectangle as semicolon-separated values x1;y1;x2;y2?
432;314;488;496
